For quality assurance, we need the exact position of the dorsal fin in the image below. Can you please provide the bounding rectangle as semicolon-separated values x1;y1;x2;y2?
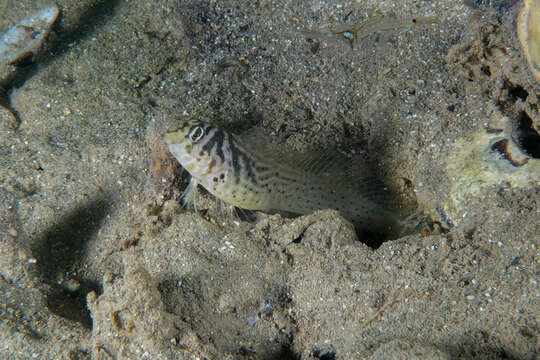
233;129;349;175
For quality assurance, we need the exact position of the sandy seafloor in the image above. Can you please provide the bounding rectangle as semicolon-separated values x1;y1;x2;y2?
0;0;539;359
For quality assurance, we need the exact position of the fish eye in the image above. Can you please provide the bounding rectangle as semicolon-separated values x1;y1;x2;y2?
189;125;205;142
343;31;354;40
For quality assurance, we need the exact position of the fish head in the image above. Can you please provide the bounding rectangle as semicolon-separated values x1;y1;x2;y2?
165;121;230;183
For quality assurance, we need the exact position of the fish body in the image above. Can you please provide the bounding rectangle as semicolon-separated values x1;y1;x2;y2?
165;121;402;233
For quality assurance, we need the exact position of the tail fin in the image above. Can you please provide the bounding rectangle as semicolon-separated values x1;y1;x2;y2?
396;205;444;237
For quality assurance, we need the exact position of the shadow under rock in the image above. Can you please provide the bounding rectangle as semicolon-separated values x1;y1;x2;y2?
32;194;111;328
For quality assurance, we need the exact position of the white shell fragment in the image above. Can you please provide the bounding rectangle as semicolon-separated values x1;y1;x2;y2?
0;5;59;66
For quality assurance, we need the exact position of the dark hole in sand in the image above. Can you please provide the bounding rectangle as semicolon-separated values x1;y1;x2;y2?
506;83;528;102
357;229;386;249
512;111;540;158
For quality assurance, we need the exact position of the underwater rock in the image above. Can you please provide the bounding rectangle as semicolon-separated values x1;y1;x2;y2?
516;0;540;83
0;5;59;86
0;5;59;65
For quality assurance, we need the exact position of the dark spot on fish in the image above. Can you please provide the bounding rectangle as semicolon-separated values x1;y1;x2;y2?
220;173;225;179
243;155;258;185
213;177;218;182
200;129;223;162
228;139;242;183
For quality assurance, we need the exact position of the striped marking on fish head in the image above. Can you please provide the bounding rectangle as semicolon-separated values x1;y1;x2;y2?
165;121;231;188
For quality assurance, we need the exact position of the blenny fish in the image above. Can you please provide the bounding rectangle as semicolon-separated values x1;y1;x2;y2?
165;121;408;236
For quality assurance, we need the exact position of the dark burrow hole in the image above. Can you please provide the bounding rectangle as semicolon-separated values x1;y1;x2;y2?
357;229;386;249
294;227;393;250
506;82;529;103
512;111;540;158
